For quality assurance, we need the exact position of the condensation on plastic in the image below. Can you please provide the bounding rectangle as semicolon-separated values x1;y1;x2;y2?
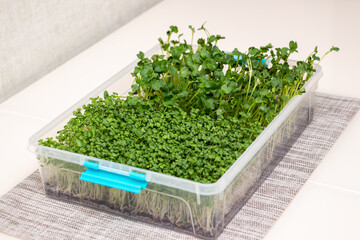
29;45;322;239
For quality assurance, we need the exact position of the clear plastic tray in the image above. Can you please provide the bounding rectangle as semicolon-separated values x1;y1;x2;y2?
29;45;322;239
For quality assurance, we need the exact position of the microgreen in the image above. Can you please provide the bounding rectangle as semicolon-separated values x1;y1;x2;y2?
130;25;338;126
39;95;264;183
39;24;338;183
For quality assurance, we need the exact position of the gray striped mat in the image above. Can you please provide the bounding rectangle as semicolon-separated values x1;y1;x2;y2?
0;93;359;240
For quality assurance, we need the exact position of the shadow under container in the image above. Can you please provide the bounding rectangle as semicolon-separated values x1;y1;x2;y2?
29;46;322;239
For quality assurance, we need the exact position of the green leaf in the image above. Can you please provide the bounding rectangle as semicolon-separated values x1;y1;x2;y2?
177;91;188;98
216;108;224;116
76;139;82;147
158;37;164;45
127;96;139;105
281;47;289;56
170;65;178;77
255;97;262;103
103;90;109;99
222;54;234;64
199;76;212;88
180;67;190;79
220;99;229;107
131;84;139;93
231;48;241;56
191;69;201;77
297;88;306;95
214;70;224;79
281;95;289;102
204;98;215;110
249;47;260;56
197;38;205;46
202;59;216;71
151;79;166;91
170;25;178;33
170;47;181;59
192;52;202;63
260;89;269;96
208;35;216;43
184;55;193;67
153;60;167;73
136;51;145;60
229;81;237;89
289;41;298;52
331;46;340;52
163;95;174;106
221;84;233;94
140;65;153;79
259;105;268;112
260;43;273;52
286;74;295;83
200;49;211;59
312;55;320;61
271;77;282;88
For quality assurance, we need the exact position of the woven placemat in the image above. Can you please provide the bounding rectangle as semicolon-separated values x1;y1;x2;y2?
1;93;359;240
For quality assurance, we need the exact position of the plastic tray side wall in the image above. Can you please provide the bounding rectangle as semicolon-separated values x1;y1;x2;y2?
223;81;318;223
38;155;226;239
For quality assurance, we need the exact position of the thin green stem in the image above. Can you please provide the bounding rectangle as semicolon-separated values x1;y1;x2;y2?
185;89;202;108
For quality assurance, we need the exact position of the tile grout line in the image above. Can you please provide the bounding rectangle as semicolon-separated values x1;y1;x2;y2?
0;108;49;123
308;179;360;196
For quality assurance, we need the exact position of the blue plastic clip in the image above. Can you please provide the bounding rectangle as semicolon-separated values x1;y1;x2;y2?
233;55;268;66
79;161;147;194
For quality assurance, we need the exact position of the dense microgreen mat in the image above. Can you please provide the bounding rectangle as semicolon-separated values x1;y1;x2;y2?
40;95;263;183
39;24;338;183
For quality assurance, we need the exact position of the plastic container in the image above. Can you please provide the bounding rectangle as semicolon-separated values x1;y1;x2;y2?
29;45;322;239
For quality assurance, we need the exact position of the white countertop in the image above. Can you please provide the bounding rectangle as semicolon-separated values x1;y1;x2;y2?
1;0;359;239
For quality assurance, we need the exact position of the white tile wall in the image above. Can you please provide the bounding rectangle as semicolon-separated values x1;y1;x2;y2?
0;0;161;102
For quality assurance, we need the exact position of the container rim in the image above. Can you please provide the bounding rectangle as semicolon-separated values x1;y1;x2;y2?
28;45;323;196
